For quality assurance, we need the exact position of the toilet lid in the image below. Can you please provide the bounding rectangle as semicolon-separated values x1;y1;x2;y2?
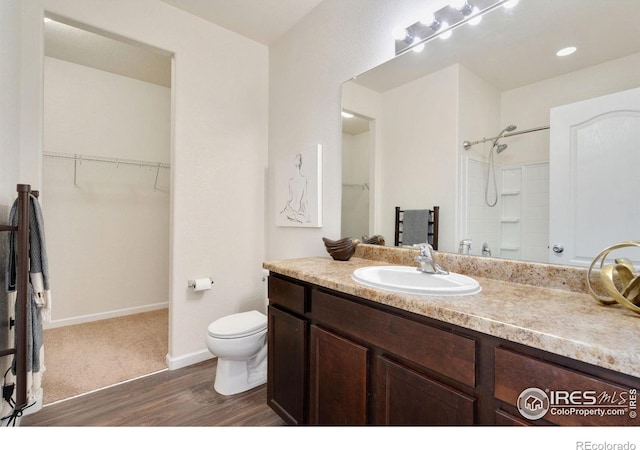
208;310;267;338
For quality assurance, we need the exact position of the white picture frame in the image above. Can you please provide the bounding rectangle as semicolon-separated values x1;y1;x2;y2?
275;144;322;227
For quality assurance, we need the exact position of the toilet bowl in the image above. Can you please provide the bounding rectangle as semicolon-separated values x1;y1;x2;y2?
206;310;268;396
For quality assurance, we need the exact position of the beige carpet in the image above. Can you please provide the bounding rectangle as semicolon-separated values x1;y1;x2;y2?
41;308;168;404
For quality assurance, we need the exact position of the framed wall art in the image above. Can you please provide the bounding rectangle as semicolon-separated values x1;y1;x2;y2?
275;144;322;227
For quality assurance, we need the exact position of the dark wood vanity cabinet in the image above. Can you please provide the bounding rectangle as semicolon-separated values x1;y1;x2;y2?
266;273;640;426
267;273;478;425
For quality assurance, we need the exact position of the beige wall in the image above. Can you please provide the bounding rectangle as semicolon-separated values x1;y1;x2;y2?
0;0;21;205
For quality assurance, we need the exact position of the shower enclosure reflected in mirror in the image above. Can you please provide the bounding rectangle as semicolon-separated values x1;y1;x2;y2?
341;0;640;266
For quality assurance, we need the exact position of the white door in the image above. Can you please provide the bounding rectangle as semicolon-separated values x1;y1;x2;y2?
549;86;640;266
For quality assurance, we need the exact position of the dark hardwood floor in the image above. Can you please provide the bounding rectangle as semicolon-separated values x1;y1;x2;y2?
21;359;285;426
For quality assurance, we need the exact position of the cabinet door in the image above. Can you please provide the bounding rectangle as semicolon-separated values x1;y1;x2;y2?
309;325;368;425
374;356;476;425
267;305;307;424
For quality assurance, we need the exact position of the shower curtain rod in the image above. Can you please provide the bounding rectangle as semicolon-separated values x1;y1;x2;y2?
463;125;550;150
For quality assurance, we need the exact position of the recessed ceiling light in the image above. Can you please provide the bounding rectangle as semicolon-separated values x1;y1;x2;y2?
557;46;577;57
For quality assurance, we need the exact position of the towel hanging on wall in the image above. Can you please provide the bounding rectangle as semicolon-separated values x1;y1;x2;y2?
401;209;430;246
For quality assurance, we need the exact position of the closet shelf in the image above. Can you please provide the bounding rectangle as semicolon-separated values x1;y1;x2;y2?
43;151;170;189
43;151;170;169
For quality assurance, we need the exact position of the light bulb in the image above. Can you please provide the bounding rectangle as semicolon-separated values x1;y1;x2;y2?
468;7;482;25
392;26;408;41
439;22;452;40
420;12;440;30
412;37;425;53
449;0;467;10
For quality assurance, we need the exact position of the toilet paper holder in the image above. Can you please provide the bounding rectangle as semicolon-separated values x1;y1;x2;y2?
187;278;214;290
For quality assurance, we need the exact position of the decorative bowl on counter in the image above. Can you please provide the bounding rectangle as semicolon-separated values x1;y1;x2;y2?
323;237;360;261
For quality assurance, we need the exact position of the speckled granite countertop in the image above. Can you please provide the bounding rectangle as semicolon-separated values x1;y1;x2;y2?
263;245;640;379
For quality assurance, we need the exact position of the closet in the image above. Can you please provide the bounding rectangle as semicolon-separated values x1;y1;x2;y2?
43;19;171;327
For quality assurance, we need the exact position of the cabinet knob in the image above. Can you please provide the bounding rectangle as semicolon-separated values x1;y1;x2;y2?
552;244;564;254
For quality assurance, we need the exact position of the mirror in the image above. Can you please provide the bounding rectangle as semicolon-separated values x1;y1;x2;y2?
341;0;640;266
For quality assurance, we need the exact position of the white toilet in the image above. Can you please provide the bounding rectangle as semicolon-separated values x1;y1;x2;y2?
206;310;268;396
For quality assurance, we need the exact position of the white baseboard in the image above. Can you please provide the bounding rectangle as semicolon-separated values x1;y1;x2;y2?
166;349;214;370
45;302;169;329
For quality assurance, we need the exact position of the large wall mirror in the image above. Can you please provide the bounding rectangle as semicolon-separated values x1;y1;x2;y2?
341;0;640;267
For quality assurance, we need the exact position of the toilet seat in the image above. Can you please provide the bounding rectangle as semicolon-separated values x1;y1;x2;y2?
208;310;267;339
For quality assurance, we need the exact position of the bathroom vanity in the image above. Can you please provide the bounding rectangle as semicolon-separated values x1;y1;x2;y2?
263;245;640;426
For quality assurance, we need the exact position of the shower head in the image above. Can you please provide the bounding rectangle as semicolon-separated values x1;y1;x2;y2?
495;143;508;154
496;124;517;139
492;124;517;147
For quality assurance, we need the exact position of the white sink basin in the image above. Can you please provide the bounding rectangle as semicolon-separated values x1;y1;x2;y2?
352;265;481;297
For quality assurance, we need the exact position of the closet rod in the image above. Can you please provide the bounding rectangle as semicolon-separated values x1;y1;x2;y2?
463;125;550;149
43;151;170;169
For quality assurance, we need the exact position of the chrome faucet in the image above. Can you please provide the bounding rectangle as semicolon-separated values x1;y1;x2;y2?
458;239;471;255
414;244;449;275
481;242;492;257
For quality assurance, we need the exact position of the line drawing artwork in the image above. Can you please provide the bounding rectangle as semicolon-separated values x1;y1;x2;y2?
276;144;322;227
280;153;310;223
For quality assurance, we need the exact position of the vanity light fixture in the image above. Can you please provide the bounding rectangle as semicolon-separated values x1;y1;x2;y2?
393;0;518;55
556;46;577;57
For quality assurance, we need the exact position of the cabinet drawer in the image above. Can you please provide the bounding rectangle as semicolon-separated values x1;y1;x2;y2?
311;289;476;387
268;275;305;315
495;347;638;426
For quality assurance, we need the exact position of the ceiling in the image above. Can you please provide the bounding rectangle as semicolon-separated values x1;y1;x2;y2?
44;0;324;87
44;18;173;87
159;0;324;46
